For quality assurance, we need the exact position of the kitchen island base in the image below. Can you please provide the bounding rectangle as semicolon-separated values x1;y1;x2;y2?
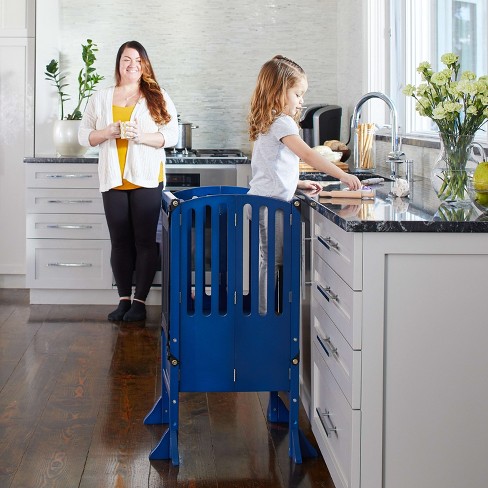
309;207;488;488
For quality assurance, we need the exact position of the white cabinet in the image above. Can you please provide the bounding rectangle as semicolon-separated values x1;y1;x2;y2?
309;208;488;488
0;1;34;281
25;163;112;291
0;0;34;37
311;210;362;488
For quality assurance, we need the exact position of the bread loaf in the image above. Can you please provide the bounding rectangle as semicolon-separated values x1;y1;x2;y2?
324;139;349;151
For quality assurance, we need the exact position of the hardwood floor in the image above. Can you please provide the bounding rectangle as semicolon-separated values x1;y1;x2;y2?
0;289;334;488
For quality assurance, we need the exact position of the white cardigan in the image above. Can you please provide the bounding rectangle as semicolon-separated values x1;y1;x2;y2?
78;86;179;192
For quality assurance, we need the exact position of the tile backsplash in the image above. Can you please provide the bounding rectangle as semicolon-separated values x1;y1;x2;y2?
53;0;339;153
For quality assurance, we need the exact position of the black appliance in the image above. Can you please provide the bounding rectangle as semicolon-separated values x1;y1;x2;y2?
300;104;342;147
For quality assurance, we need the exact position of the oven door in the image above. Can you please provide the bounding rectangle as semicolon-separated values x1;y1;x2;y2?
165;164;237;191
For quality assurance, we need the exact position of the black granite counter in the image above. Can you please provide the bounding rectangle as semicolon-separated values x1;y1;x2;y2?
23;155;250;165
298;171;488;233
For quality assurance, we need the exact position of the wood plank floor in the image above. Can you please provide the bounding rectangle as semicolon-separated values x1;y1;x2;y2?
0;289;334;488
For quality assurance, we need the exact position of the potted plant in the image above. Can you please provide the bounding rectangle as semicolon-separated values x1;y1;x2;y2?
45;39;104;156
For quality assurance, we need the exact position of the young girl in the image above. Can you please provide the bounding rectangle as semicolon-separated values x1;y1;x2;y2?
247;55;361;313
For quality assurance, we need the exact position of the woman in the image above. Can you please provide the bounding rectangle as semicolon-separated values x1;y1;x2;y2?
79;40;178;322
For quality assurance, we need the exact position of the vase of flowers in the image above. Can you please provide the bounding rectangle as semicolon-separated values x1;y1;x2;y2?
403;53;488;205
45;39;104;156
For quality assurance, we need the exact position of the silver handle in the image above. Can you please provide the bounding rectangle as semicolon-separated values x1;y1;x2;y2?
46;224;93;229
317;234;339;251
316;407;338;437
47;262;93;267
317;283;338;302
47;200;93;204
316;334;337;356
45;174;93;179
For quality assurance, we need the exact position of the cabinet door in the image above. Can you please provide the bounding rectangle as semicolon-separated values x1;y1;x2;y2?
0;37;34;275
26;239;112;289
26;163;99;189
313;212;362;290
26;214;109;240
312;343;360;488
26;188;104;214
0;0;34;37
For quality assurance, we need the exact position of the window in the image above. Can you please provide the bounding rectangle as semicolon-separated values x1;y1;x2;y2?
369;0;488;141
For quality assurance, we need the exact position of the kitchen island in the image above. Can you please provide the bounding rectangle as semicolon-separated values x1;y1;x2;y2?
298;172;488;488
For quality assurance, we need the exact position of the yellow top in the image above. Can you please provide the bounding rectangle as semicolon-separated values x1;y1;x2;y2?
112;105;164;190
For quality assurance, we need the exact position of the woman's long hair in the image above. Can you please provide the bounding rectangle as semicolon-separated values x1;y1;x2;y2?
115;40;171;125
248;55;306;141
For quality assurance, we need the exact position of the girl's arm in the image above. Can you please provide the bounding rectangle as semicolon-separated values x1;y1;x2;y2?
282;134;361;190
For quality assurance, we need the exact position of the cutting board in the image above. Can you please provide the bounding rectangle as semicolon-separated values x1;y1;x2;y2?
299;162;349;172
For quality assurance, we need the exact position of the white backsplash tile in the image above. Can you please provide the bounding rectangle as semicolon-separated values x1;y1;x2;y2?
56;0;339;153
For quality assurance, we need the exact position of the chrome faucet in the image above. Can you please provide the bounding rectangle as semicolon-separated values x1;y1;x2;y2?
350;91;404;175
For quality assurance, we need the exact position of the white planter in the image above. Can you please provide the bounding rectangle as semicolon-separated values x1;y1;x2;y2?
53;120;87;157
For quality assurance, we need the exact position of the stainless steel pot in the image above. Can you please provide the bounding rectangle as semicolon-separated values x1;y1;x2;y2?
175;121;199;150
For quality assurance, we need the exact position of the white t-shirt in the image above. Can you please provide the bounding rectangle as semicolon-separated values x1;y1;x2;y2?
248;115;300;202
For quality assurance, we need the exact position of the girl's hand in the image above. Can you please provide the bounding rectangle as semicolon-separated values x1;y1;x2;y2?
297;179;322;195
340;173;362;190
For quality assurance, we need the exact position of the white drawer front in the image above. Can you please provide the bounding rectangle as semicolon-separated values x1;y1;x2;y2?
27;214;109;240
26;188;104;214
312;343;360;488
313;212;362;290
26;163;99;188
26;239;112;289
313;252;362;350
312;296;361;409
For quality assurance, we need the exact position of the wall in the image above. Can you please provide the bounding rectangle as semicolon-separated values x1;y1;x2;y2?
35;0;368;155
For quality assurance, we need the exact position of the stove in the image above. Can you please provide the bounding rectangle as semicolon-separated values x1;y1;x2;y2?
165;148;247;159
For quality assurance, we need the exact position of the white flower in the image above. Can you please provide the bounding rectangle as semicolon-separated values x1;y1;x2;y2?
432;105;447;119
440;53;459;65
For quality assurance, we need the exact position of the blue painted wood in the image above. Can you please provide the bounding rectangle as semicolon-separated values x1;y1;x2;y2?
144;186;317;465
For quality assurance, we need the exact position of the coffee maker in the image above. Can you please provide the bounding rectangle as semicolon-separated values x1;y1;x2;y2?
300;104;342;147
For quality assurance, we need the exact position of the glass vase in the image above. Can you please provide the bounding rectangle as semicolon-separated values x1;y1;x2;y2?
431;133;478;206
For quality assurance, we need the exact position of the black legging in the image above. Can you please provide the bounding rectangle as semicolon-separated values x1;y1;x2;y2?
102;182;163;301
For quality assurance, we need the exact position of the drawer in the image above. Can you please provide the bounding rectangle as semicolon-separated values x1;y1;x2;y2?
312;295;361;409
313;211;362;290
313;252;362;349
26;239;112;289
27;214;109;240
26;188;104;214
26;163;99;189
312;343;360;488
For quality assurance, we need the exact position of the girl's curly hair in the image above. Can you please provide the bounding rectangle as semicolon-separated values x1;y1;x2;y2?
248;55;306;141
115;40;171;125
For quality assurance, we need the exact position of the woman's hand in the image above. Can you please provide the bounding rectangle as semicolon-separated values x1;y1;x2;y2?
105;122;122;139
123;120;141;143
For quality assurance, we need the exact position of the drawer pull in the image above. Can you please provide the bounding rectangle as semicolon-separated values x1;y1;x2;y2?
317;335;337;356
47;200;93;204
47;262;93;268
317;235;339;251
46;224;93;229
45;174;93;179
316;407;338;437
317;283;338;302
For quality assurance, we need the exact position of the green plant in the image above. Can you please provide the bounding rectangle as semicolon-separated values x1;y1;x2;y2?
402;52;488;139
45;39;104;120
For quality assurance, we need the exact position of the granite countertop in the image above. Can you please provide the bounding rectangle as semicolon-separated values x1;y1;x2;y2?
23;155;250;165
298;171;488;233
